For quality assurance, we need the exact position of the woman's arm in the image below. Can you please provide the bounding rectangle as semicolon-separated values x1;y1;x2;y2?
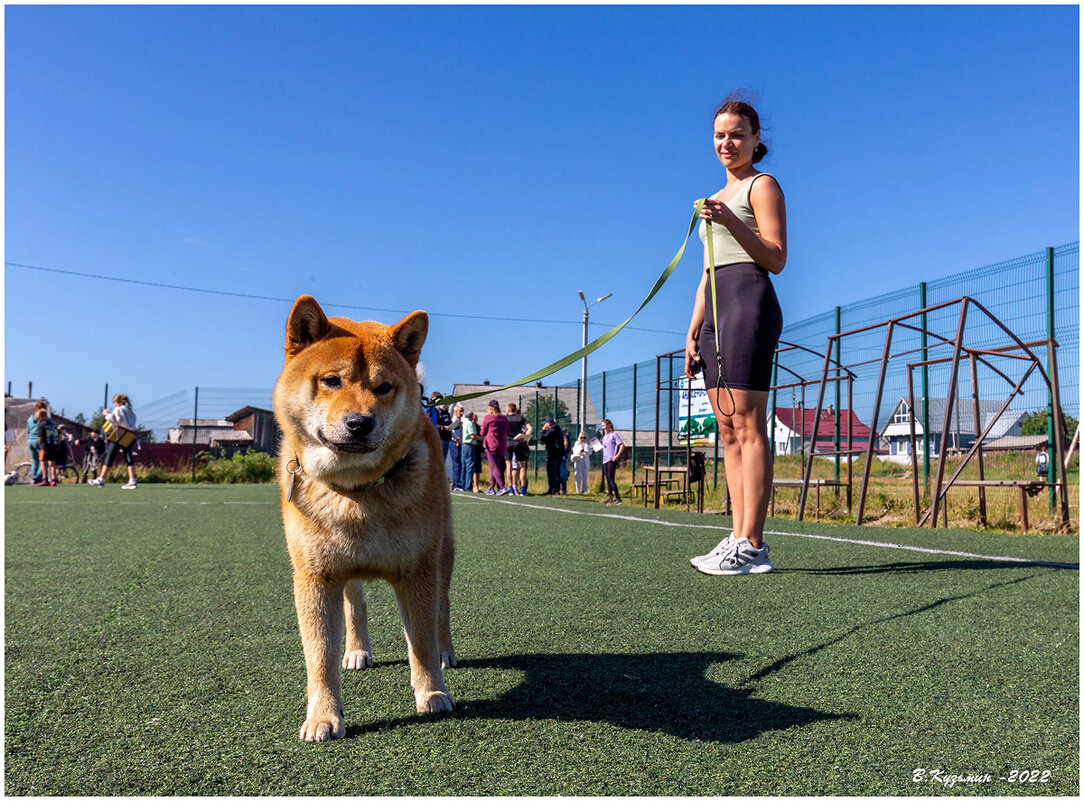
699;176;787;274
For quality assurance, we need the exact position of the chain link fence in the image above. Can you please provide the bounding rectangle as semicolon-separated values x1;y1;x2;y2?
118;241;1075;482
563;241;1079;447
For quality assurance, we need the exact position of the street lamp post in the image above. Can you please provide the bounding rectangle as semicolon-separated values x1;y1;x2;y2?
578;290;611;433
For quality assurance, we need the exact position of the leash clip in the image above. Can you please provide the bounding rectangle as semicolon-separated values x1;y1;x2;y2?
286;457;302;503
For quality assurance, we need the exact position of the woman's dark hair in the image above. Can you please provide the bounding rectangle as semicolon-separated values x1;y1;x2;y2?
714;95;769;163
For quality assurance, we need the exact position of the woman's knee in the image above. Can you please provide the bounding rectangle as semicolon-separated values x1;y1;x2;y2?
717;422;739;447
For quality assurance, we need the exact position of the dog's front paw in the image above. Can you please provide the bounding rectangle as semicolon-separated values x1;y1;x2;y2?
415;690;454;714
299;714;346;742
440;649;457;669
343;650;374;670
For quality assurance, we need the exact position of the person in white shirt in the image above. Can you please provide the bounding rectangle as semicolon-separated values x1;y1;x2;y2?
570;431;591;494
88;394;139;489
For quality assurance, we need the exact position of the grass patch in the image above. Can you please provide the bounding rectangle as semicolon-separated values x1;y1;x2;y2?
4;484;1079;795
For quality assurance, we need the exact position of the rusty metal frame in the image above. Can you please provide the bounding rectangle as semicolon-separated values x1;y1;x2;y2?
770;340;860;515
797;297;1071;531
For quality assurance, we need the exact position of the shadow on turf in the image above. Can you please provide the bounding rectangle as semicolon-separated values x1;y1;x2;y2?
742;575;1035;687
346;651;849;742
782;558;1077;574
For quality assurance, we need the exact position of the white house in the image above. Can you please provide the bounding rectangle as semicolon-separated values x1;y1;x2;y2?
880;397;1025;463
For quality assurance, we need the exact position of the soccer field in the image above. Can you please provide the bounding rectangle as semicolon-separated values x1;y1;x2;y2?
4;484;1079;795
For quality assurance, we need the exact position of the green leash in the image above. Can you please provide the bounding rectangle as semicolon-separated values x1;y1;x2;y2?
430;199;735;415
430;199;710;409
704;217;736;417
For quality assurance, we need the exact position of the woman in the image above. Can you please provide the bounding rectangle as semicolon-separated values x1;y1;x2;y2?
600;419;624;505
571;431;591;494
89;394;139;489
480;400;509;496
26;400;48;485
687;96;785;576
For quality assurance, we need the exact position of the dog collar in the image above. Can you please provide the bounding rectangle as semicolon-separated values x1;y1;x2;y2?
287;451;411;503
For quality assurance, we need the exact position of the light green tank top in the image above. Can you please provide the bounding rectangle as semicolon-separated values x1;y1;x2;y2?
698;172;776;269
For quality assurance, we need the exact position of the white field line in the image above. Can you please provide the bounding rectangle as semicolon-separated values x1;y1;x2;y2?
453;494;1079;570
5;500;274;506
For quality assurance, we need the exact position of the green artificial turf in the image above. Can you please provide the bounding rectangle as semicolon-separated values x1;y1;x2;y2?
5;484;1079;795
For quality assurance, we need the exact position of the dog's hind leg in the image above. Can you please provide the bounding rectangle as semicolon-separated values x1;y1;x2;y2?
342;578;374;669
393;570;454;714
437;528;456;669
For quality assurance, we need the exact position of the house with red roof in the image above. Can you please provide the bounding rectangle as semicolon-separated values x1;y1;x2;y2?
771;406;880;456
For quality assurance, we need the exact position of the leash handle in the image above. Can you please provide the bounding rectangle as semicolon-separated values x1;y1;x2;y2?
431;200;709;409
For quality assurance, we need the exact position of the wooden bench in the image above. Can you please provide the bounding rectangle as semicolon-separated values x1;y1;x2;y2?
771;478;847;520
944;480;1054;533
632;477;679;505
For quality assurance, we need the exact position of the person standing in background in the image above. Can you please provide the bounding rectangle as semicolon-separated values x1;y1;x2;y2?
26;399;48;485
504;402;533;496
540;418;567;495
448;404;464;491
600;419;625;505
89;394;139;489
461;410;481;493
571;431;591;494
480;400;509;496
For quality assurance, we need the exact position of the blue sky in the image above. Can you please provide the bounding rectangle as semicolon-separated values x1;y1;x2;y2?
5;4;1079;430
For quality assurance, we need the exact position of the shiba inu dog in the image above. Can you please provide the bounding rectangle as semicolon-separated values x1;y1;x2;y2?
273;295;455;742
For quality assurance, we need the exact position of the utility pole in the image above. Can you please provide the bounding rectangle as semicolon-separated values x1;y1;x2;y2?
577;290;611;432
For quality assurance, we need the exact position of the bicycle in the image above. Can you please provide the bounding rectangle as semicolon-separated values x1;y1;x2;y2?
54;458;82;484
81;448;104;484
5;462;31;485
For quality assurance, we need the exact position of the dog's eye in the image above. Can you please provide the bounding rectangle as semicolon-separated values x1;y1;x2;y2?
374;382;394;396
320;375;343;389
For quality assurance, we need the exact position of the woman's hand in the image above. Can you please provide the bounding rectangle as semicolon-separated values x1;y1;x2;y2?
696;197;736;227
684;337;700;380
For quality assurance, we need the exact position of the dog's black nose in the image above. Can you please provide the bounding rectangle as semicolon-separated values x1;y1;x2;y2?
344;414;376;439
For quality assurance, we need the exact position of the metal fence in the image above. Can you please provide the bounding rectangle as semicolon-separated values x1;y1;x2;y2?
130;242;1077;479
562;241;1079;444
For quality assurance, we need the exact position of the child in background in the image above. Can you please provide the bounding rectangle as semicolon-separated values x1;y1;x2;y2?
76;429;107;479
53;425;72;481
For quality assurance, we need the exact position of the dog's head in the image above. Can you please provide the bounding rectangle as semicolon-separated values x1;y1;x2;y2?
273;295;428;478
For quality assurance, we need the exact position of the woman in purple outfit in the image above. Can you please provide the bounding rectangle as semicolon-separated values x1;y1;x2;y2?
480;400;509;496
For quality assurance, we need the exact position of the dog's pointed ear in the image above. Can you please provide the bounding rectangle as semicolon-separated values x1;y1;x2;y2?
389;310;428;368
285;295;331;354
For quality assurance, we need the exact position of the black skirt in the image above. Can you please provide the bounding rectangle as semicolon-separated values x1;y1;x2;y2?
698;262;783;392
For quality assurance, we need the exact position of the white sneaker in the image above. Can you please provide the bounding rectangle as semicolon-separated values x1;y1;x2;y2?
88;477;105;487
690;534;738;567
122;480;137;490
695;538;773;575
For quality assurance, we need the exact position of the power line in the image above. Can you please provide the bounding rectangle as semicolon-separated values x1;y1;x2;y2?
5;260;684;335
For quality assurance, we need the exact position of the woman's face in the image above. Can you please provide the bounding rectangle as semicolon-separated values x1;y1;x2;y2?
713;112;758;171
